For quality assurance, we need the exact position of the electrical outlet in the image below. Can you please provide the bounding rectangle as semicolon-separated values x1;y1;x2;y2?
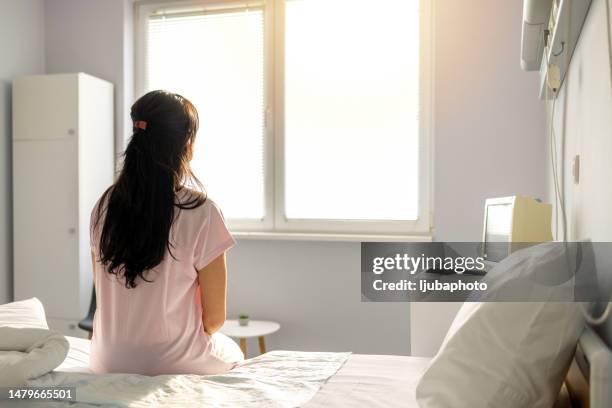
547;64;561;91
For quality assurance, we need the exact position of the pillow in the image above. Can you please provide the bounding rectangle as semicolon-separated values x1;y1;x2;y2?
416;244;585;408
0;298;49;329
468;242;580;302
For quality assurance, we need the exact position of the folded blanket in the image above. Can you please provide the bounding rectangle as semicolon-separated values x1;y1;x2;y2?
0;327;69;387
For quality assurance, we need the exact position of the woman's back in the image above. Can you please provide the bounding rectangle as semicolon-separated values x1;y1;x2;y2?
90;191;237;375
89;90;241;375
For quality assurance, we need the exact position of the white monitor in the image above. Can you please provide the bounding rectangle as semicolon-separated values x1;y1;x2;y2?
482;196;553;263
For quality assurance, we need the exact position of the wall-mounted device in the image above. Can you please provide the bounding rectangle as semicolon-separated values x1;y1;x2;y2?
520;0;593;99
520;0;553;71
481;196;553;263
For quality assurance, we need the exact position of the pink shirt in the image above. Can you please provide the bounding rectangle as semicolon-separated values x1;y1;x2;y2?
89;192;236;375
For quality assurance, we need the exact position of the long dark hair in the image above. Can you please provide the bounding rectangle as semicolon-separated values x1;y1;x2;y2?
96;90;206;288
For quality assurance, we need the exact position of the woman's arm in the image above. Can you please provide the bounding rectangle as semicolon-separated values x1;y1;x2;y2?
198;253;228;335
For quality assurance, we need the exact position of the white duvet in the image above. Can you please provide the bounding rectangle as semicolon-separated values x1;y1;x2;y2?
28;349;350;407
0;327;69;387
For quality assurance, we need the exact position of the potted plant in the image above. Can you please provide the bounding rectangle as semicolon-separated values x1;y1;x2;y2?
239;314;250;326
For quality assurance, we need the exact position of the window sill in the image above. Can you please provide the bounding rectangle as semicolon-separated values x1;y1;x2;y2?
231;231;433;242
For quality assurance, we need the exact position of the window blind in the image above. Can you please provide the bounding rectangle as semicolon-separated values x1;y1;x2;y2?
145;6;266;220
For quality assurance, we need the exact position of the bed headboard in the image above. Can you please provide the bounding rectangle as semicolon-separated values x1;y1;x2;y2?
559;326;612;408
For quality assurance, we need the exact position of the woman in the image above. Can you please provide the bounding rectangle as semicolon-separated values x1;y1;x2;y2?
89;90;243;375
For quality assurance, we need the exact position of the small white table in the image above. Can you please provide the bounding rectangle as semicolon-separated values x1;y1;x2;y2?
220;320;280;357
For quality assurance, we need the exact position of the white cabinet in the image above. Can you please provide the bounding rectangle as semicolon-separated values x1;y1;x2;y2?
13;73;114;337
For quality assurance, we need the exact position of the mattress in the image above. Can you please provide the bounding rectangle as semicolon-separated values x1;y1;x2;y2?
55;337;430;407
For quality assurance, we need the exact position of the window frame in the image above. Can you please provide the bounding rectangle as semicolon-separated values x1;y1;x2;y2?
134;0;433;237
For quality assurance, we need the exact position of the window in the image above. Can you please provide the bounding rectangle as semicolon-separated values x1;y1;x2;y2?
136;0;431;236
144;5;265;220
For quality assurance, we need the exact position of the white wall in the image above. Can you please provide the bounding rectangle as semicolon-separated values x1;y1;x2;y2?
227;240;410;356
548;0;612;243
433;0;547;241
45;0;132;153
547;0;612;343
410;0;548;357
0;0;45;304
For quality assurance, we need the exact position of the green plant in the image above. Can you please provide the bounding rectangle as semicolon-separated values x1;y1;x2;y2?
239;314;249;319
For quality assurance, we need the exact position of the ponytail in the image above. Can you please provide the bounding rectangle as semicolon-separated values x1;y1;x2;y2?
96;90;205;288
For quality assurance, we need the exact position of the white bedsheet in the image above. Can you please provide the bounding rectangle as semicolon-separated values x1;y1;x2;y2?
305;354;431;408
33;337;428;407
29;337;349;407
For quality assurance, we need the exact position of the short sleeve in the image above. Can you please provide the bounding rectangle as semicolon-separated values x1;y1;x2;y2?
194;201;236;270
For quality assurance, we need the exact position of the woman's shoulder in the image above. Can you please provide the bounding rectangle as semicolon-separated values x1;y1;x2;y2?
175;188;223;218
91;187;113;220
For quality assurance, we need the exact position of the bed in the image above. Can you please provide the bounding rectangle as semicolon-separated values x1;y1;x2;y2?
2;298;434;407
45;328;612;408
1;324;609;408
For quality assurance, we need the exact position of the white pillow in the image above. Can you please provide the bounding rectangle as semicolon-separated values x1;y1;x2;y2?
0;298;49;329
467;242;580;302
416;244;584;408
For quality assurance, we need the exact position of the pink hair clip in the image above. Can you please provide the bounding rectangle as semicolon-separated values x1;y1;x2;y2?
134;120;147;130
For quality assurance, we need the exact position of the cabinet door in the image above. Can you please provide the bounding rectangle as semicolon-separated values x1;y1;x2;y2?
13;139;80;319
13;74;78;141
